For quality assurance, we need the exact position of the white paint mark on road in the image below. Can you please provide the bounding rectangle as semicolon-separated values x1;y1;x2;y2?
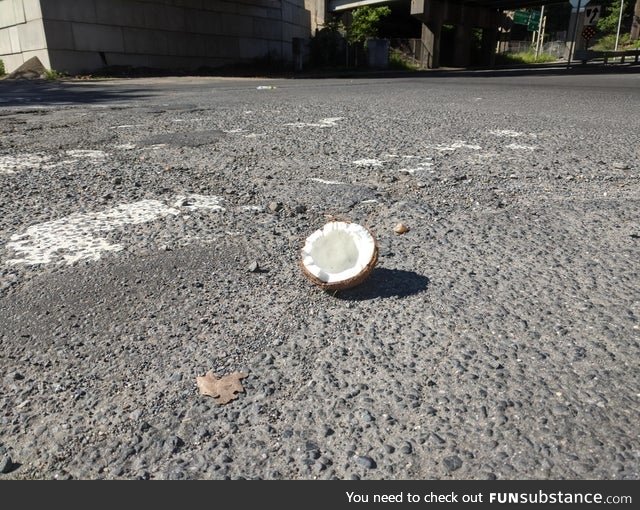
173;194;225;211
7;195;225;266
110;124;142;129
435;142;482;152
490;129;524;137
360;199;378;204
310;178;346;185
113;143;137;150
144;144;168;151
399;161;434;174
239;205;264;212
66;150;108;159
222;128;245;134
7;200;181;266
0;154;50;175
353;158;383;167
285;117;343;128
506;143;537;151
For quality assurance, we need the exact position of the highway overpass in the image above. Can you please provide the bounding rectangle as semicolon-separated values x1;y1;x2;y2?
328;0;570;68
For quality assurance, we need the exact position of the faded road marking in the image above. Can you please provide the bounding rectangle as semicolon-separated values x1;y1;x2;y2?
353;158;383;167
0;154;50;175
66;150;108;159
490;129;524;137
173;194;225;211
506;143;537;151
7;195;225;266
435;142;482;152
285;117;343;128
310;178;346;185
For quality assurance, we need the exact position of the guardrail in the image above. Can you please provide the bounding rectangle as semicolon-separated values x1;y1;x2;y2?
575;48;640;64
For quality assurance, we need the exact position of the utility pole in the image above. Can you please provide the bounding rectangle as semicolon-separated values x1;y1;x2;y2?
615;0;625;50
535;5;546;58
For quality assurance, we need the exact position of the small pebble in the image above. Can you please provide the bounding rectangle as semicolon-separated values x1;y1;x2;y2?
394;223;410;235
268;201;283;213
354;456;376;469
247;260;260;273
0;455;14;474
443;455;463;472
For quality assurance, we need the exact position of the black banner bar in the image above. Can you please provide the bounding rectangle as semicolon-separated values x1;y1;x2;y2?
2;480;638;509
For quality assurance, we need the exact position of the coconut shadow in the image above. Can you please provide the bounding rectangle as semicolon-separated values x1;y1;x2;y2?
333;268;429;301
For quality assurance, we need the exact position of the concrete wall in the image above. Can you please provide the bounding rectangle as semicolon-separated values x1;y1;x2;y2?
0;0;50;71
40;0;317;73
1;0;326;73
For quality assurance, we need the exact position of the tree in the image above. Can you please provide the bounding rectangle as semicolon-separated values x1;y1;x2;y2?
597;0;633;35
346;6;391;45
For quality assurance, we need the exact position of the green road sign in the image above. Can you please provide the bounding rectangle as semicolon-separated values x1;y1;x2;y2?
529;10;541;24
513;10;529;24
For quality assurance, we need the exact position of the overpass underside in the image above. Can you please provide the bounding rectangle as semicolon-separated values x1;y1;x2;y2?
331;0;511;69
411;0;503;68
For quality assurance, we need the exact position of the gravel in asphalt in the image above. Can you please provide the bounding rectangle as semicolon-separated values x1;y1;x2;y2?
0;71;638;479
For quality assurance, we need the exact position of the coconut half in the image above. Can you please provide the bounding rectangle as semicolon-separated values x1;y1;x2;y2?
301;221;378;291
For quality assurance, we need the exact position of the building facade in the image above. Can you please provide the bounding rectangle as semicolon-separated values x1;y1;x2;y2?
0;0;326;74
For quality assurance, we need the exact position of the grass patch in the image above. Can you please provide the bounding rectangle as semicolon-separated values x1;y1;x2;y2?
495;51;558;65
592;33;640;51
44;69;66;81
388;48;421;71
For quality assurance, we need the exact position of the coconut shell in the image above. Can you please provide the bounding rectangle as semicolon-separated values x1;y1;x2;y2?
300;224;379;291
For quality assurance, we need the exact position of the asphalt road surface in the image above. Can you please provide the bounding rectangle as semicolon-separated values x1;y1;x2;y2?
0;69;639;480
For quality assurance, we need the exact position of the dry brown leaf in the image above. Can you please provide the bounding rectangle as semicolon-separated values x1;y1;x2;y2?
196;371;248;404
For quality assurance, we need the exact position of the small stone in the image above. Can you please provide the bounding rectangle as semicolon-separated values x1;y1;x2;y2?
323;426;335;437
293;204;307;214
360;410;375;423
612;162;629;170
443;455;463;472
0;455;14;474
400;441;413;455
268;201;283;213
394;223;410;235
354;455;376;469
247;260;260;273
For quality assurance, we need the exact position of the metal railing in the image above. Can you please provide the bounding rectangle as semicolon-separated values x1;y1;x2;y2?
497;40;566;58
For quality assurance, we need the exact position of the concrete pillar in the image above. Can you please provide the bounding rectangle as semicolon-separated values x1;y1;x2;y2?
421;21;441;68
481;26;497;67
565;10;587;60
453;24;471;68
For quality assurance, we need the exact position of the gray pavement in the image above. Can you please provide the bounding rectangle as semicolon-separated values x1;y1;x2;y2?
0;70;639;479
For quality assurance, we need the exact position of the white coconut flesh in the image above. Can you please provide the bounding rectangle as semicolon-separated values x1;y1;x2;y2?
302;222;376;285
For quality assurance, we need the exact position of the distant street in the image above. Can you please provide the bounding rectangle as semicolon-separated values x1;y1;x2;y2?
0;69;639;479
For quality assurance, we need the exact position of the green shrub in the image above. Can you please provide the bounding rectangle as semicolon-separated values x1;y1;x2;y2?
0;59;5;76
44;69;65;80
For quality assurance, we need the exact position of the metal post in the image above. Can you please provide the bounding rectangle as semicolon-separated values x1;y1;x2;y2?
567;0;582;69
536;5;546;58
615;0;625;51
